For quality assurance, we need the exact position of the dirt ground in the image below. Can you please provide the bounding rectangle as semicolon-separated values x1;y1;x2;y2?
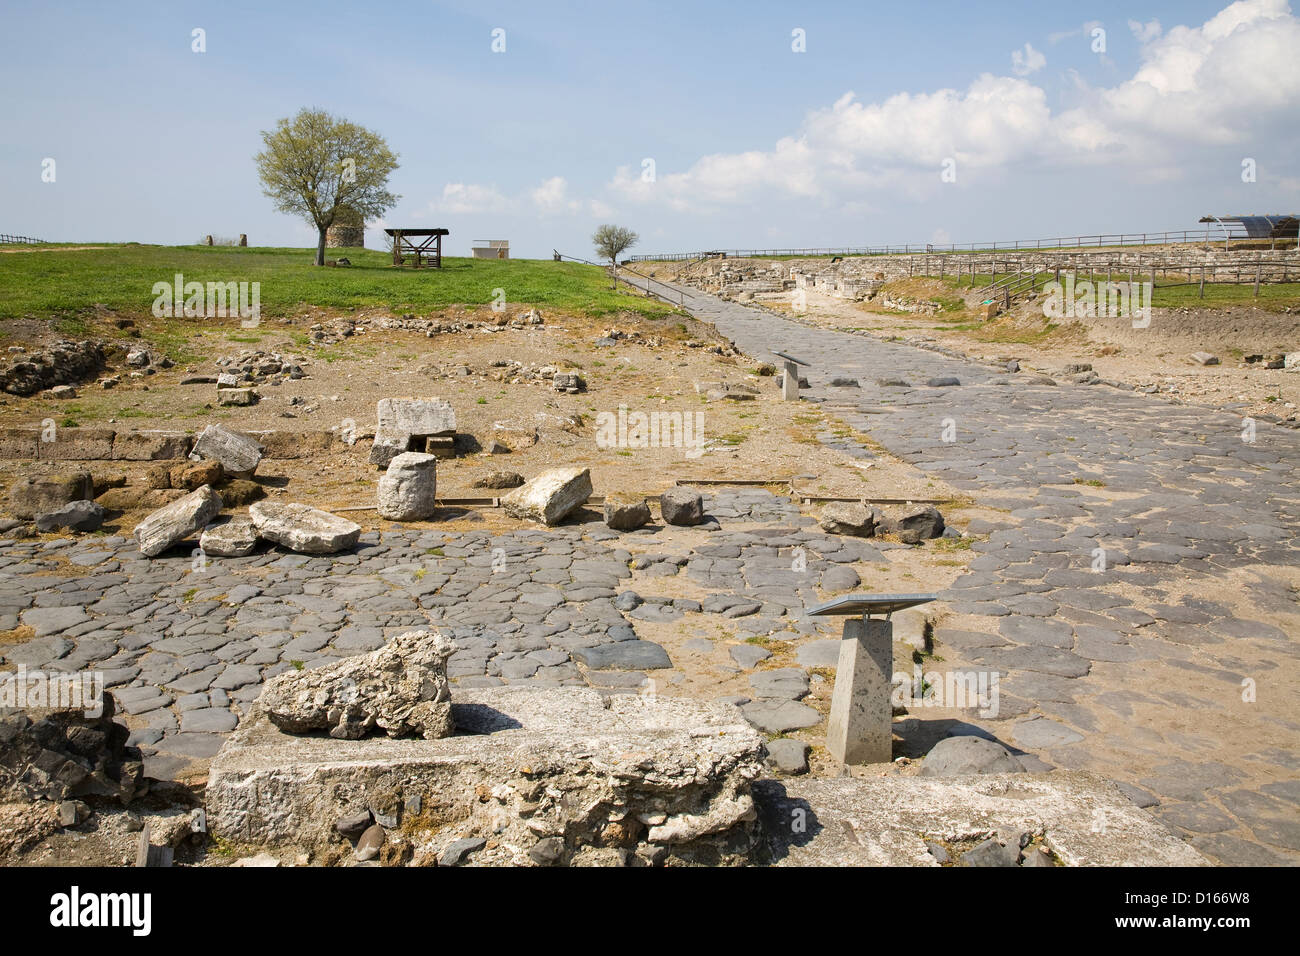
0;306;957;529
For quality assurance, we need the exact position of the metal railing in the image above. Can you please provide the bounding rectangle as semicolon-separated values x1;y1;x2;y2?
553;251;693;308
626;225;1298;262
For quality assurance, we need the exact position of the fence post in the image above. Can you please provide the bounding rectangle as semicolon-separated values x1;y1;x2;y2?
1254;259;1261;297
1199;264;1205;298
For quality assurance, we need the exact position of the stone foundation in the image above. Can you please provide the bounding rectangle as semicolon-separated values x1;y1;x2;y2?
207;687;767;866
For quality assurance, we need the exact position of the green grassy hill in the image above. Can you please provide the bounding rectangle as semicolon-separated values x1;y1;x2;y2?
0;244;675;321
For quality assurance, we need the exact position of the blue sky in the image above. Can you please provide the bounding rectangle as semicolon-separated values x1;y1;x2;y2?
2;0;1297;258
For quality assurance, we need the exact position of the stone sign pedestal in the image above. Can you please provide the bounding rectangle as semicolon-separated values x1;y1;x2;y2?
781;360;800;401
826;618;893;765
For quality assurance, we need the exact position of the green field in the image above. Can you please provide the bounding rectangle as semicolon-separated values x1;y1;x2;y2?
0;244;677;321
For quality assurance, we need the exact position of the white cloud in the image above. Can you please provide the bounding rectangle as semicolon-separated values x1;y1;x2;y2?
425;177;613;219
1128;18;1163;43
1011;42;1047;76
609;0;1300;208
433;183;509;215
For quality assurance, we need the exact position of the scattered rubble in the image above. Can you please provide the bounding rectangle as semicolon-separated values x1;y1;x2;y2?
919;736;1027;777
501;467;592;525
134;485;223;557
0;340;105;396
882;504;946;544
0;691;145;809
199;516;260;557
248;501;361;555
34;500;104;533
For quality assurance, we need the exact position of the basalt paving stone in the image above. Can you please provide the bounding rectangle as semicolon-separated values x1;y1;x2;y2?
999;617;1074;648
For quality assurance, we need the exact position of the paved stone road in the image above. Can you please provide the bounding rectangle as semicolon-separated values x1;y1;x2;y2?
625;274;1300;866
0;490;882;777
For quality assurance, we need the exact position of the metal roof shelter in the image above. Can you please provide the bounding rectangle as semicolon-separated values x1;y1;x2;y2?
1199;214;1299;239
384;228;449;268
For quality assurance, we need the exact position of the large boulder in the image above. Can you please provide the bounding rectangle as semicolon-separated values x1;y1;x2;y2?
369;398;456;468
191;424;263;476
199;516;260;557
818;502;879;537
8;471;94;519
249;502;360;555
883;504;945;544
919;735;1027;777
259;629;456;740
659;487;704;526
376;452;437;521
133;485;223;557
501;468;592;525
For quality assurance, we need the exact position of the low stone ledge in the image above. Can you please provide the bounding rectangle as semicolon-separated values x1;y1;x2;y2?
0;427;343;462
37;428;116;461
112;430;193;461
754;774;1209;866
207;687;766;866
245;430;340;460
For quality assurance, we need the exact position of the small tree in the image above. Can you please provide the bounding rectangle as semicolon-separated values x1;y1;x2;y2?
255;108;400;266
592;224;638;288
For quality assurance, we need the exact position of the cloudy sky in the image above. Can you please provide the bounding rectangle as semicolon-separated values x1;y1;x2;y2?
2;0;1298;258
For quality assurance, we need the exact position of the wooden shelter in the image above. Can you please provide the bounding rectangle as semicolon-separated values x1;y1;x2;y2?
385;228;449;268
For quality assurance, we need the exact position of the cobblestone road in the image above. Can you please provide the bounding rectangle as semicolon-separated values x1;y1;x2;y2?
625;274;1300;866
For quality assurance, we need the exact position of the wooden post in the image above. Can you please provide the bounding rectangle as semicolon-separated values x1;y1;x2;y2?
1254;258;1261;296
393;231;402;267
1199;264;1205;298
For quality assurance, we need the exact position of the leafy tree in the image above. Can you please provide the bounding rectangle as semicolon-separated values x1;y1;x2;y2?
592;224;638;288
255;108;400;266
